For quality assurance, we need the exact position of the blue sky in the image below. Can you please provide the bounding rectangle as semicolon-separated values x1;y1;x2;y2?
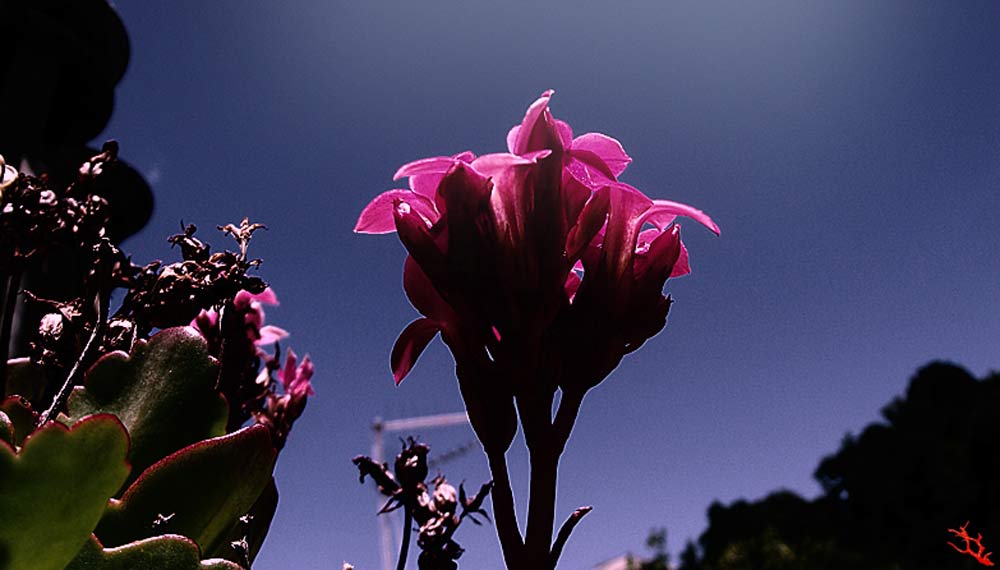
104;1;1000;568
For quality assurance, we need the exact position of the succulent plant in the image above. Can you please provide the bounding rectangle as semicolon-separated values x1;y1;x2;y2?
0;146;313;569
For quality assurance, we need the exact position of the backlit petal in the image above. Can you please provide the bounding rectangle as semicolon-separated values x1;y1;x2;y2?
394;153;470;180
355;189;438;234
572;133;631;177
565;186;610;261
510;89;561;155
391;318;441;384
566;148;618;190
643;199;720;235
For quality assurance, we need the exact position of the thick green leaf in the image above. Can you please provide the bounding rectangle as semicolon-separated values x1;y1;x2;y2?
67;534;243;570
206;478;279;565
0;396;36;447
4;358;47;404
66;327;228;486
96;424;277;557
0;416;131;570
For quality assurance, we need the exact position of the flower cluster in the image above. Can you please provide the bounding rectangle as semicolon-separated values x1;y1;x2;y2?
357;90;718;450
192;285;313;447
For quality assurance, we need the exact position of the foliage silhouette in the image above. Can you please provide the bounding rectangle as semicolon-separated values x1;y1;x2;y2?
677;361;1000;570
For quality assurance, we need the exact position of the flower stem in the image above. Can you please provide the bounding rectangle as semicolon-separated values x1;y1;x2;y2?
523;389;585;569
487;449;524;568
550;506;592;568
525;445;559;567
37;290;107;426
397;507;412;570
0;269;21;397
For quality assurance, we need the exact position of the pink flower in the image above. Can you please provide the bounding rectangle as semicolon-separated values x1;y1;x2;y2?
278;348;315;399
356;91;719;395
234;288;289;346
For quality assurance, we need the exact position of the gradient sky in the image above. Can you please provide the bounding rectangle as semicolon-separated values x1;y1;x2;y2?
102;1;1000;568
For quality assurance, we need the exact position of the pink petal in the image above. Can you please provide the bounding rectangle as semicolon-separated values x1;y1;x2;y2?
279;348;298;389
566;149;618;190
452;151;476;163
634;228;661;255
297;354;316;396
394;154;467;180
470;152;546;177
572;133;631;177
394;199;448;285
555;119;574;148
355;189;439;234
391;318;441;385
602;183;654;280
643;199;721;235
408;152;476;200
251;288;280;306
565;186;610;261
403;256;455;324
645;225;683;281
671;241;691;278
510;89;560;155
257;325;289;346
409;174;443;200
506;125;520;154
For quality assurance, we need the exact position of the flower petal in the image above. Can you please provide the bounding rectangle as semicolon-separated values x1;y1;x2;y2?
393;151;474;180
510;89;563;155
602;183;654;281
671;240;691;278
391;318;441;385
565;186;610;261
297;354;316;396
355;190;439;234
251;288;280;306
566;148;618;190
403;256;455;324
572;133;631;177
643;199;721;235
643;225;683;283
470;152;548;177
394;199;448;286
257;325;289;346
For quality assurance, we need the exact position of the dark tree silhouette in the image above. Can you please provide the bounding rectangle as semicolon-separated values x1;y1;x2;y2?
675;362;1000;570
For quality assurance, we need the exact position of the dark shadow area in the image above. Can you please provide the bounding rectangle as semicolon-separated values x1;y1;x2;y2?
0;0;153;355
671;362;1000;570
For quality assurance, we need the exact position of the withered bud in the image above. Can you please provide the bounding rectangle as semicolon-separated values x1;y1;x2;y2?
38;313;65;339
432;477;458;515
394;438;430;490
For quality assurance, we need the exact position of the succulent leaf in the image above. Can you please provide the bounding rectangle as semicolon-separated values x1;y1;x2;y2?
0;411;11;446
0;416;131;570
66;327;229;486
4;358;47;404
0;396;36;447
205;478;279;565
95;424;276;558
67;534;243;570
